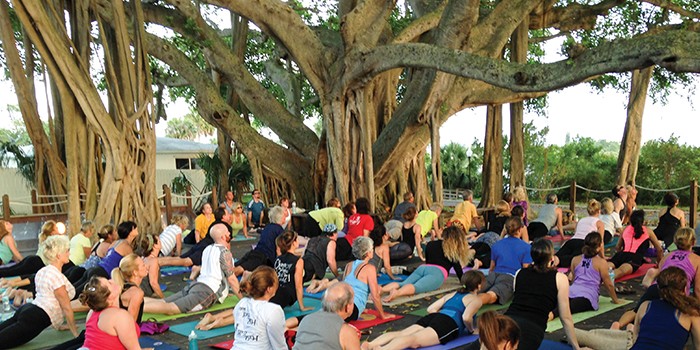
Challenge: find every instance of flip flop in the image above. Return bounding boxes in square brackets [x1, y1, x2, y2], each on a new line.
[615, 286, 635, 295]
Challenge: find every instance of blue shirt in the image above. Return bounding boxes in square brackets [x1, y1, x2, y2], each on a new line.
[247, 200, 266, 224]
[256, 223, 284, 263]
[491, 236, 532, 275]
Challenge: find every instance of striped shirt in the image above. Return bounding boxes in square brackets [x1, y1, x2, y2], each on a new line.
[159, 224, 182, 256]
[32, 265, 75, 328]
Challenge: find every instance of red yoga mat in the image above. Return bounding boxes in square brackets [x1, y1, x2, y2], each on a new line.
[210, 340, 233, 349]
[615, 263, 655, 282]
[349, 309, 404, 330]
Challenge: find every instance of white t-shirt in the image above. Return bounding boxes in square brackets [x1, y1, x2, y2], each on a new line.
[600, 213, 622, 234]
[159, 224, 182, 256]
[69, 233, 91, 265]
[572, 216, 601, 240]
[232, 298, 286, 350]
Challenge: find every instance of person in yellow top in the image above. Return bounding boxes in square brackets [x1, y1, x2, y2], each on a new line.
[449, 189, 480, 232]
[416, 203, 443, 240]
[194, 203, 215, 243]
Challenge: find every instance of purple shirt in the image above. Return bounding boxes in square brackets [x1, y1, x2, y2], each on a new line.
[569, 257, 601, 310]
[661, 250, 696, 292]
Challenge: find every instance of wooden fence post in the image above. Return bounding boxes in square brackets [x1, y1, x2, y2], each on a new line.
[185, 185, 193, 211]
[163, 184, 173, 224]
[211, 186, 218, 207]
[570, 181, 577, 213]
[2, 195, 9, 220]
[690, 180, 698, 229]
[31, 190, 38, 214]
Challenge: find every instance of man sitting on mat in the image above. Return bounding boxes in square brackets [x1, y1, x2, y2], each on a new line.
[144, 224, 241, 315]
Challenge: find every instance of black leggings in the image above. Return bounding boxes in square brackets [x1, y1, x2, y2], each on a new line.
[72, 266, 109, 299]
[389, 242, 413, 263]
[0, 255, 45, 278]
[49, 330, 85, 350]
[553, 297, 593, 318]
[555, 239, 585, 268]
[0, 303, 51, 348]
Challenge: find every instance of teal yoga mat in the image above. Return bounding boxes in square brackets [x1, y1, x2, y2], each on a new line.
[170, 320, 234, 340]
[283, 297, 323, 318]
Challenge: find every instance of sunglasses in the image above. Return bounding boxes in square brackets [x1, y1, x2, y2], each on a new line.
[236, 206, 242, 209]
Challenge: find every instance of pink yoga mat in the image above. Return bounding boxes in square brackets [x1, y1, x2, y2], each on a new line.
[349, 309, 404, 330]
[615, 263, 655, 282]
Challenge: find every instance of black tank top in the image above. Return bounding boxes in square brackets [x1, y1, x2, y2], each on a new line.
[275, 252, 299, 289]
[402, 224, 417, 250]
[121, 282, 144, 324]
[505, 268, 558, 330]
[302, 236, 330, 278]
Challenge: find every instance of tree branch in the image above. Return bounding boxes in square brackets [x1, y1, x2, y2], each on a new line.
[350, 29, 700, 93]
[341, 0, 395, 49]
[201, 0, 329, 92]
[641, 0, 700, 19]
[528, 0, 624, 31]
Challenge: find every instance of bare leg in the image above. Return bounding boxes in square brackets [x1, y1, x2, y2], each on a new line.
[478, 291, 498, 305]
[285, 317, 300, 329]
[641, 268, 659, 288]
[615, 264, 633, 279]
[143, 298, 181, 315]
[617, 310, 637, 329]
[382, 284, 416, 303]
[189, 265, 201, 281]
[158, 256, 193, 267]
[381, 282, 400, 294]
[366, 325, 440, 350]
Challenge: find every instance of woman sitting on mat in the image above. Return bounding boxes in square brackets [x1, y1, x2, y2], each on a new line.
[615, 227, 700, 329]
[80, 276, 144, 350]
[609, 210, 663, 281]
[133, 233, 164, 299]
[654, 192, 686, 248]
[503, 239, 584, 350]
[424, 226, 476, 281]
[233, 266, 287, 350]
[368, 226, 399, 281]
[553, 232, 620, 319]
[555, 199, 606, 268]
[0, 236, 78, 348]
[363, 270, 485, 350]
[0, 220, 23, 266]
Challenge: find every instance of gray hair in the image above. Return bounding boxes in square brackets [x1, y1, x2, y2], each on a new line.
[546, 193, 558, 204]
[80, 220, 94, 233]
[352, 236, 373, 260]
[39, 235, 69, 264]
[268, 205, 285, 224]
[322, 282, 354, 313]
[462, 189, 473, 200]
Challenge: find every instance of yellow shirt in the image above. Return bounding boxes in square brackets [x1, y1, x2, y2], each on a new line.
[450, 201, 478, 229]
[415, 210, 438, 237]
[309, 207, 345, 231]
[195, 214, 215, 240]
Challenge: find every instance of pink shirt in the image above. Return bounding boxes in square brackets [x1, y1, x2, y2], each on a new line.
[83, 309, 140, 350]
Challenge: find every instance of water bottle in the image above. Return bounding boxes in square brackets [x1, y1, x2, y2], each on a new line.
[608, 267, 615, 285]
[291, 201, 297, 214]
[188, 330, 199, 350]
[314, 202, 319, 210]
[1, 296, 10, 321]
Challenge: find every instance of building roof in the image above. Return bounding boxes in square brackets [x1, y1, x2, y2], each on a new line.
[155, 137, 217, 154]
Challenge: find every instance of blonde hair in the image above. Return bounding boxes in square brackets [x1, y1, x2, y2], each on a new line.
[586, 199, 601, 215]
[442, 226, 474, 266]
[429, 203, 443, 212]
[600, 197, 614, 215]
[513, 186, 527, 202]
[171, 214, 189, 227]
[495, 200, 511, 217]
[38, 235, 69, 264]
[0, 220, 10, 240]
[111, 254, 141, 287]
[674, 228, 696, 251]
[39, 220, 57, 243]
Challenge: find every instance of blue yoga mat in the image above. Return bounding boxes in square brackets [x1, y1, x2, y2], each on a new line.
[418, 334, 479, 350]
[376, 273, 408, 285]
[283, 297, 323, 318]
[538, 339, 573, 349]
[303, 287, 324, 299]
[139, 336, 180, 350]
[170, 320, 234, 340]
[161, 266, 192, 276]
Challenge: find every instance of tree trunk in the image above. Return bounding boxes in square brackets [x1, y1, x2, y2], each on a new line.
[617, 67, 652, 185]
[509, 19, 528, 190]
[217, 130, 232, 197]
[482, 104, 504, 207]
[430, 113, 443, 205]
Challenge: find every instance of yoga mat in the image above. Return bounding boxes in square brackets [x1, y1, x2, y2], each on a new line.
[232, 235, 256, 242]
[210, 340, 234, 349]
[376, 273, 407, 285]
[283, 297, 323, 318]
[140, 336, 181, 350]
[449, 267, 490, 276]
[142, 295, 240, 322]
[303, 286, 324, 299]
[538, 339, 573, 350]
[605, 236, 619, 249]
[170, 320, 234, 340]
[418, 334, 479, 350]
[14, 325, 86, 350]
[349, 309, 403, 330]
[615, 263, 655, 283]
[379, 279, 463, 307]
[409, 301, 511, 317]
[545, 296, 632, 332]
[161, 266, 192, 276]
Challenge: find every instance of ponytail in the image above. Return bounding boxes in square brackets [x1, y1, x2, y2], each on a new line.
[658, 267, 700, 316]
[478, 311, 519, 350]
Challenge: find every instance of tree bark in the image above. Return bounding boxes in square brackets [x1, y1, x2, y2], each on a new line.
[617, 67, 653, 185]
[482, 104, 504, 207]
[430, 113, 443, 204]
[509, 19, 528, 189]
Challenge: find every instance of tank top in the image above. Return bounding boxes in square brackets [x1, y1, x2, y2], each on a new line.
[292, 311, 344, 350]
[661, 250, 696, 292]
[302, 236, 331, 278]
[505, 268, 559, 330]
[533, 204, 557, 230]
[630, 300, 689, 350]
[274, 252, 299, 289]
[369, 249, 383, 271]
[655, 209, 681, 246]
[621, 226, 650, 253]
[345, 260, 369, 315]
[438, 292, 469, 334]
[121, 282, 144, 323]
[0, 237, 13, 264]
[83, 309, 141, 350]
[98, 241, 125, 275]
[572, 217, 601, 240]
[568, 257, 601, 310]
[402, 224, 417, 250]
[230, 215, 245, 236]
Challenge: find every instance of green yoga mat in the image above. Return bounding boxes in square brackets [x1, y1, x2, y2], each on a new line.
[170, 320, 234, 340]
[142, 295, 241, 322]
[546, 297, 631, 332]
[14, 325, 86, 350]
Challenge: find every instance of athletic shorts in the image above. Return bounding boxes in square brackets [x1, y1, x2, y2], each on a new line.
[235, 250, 271, 272]
[416, 313, 460, 344]
[480, 272, 514, 305]
[165, 282, 218, 313]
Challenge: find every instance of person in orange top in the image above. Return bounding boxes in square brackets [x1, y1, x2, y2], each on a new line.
[194, 203, 215, 243]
